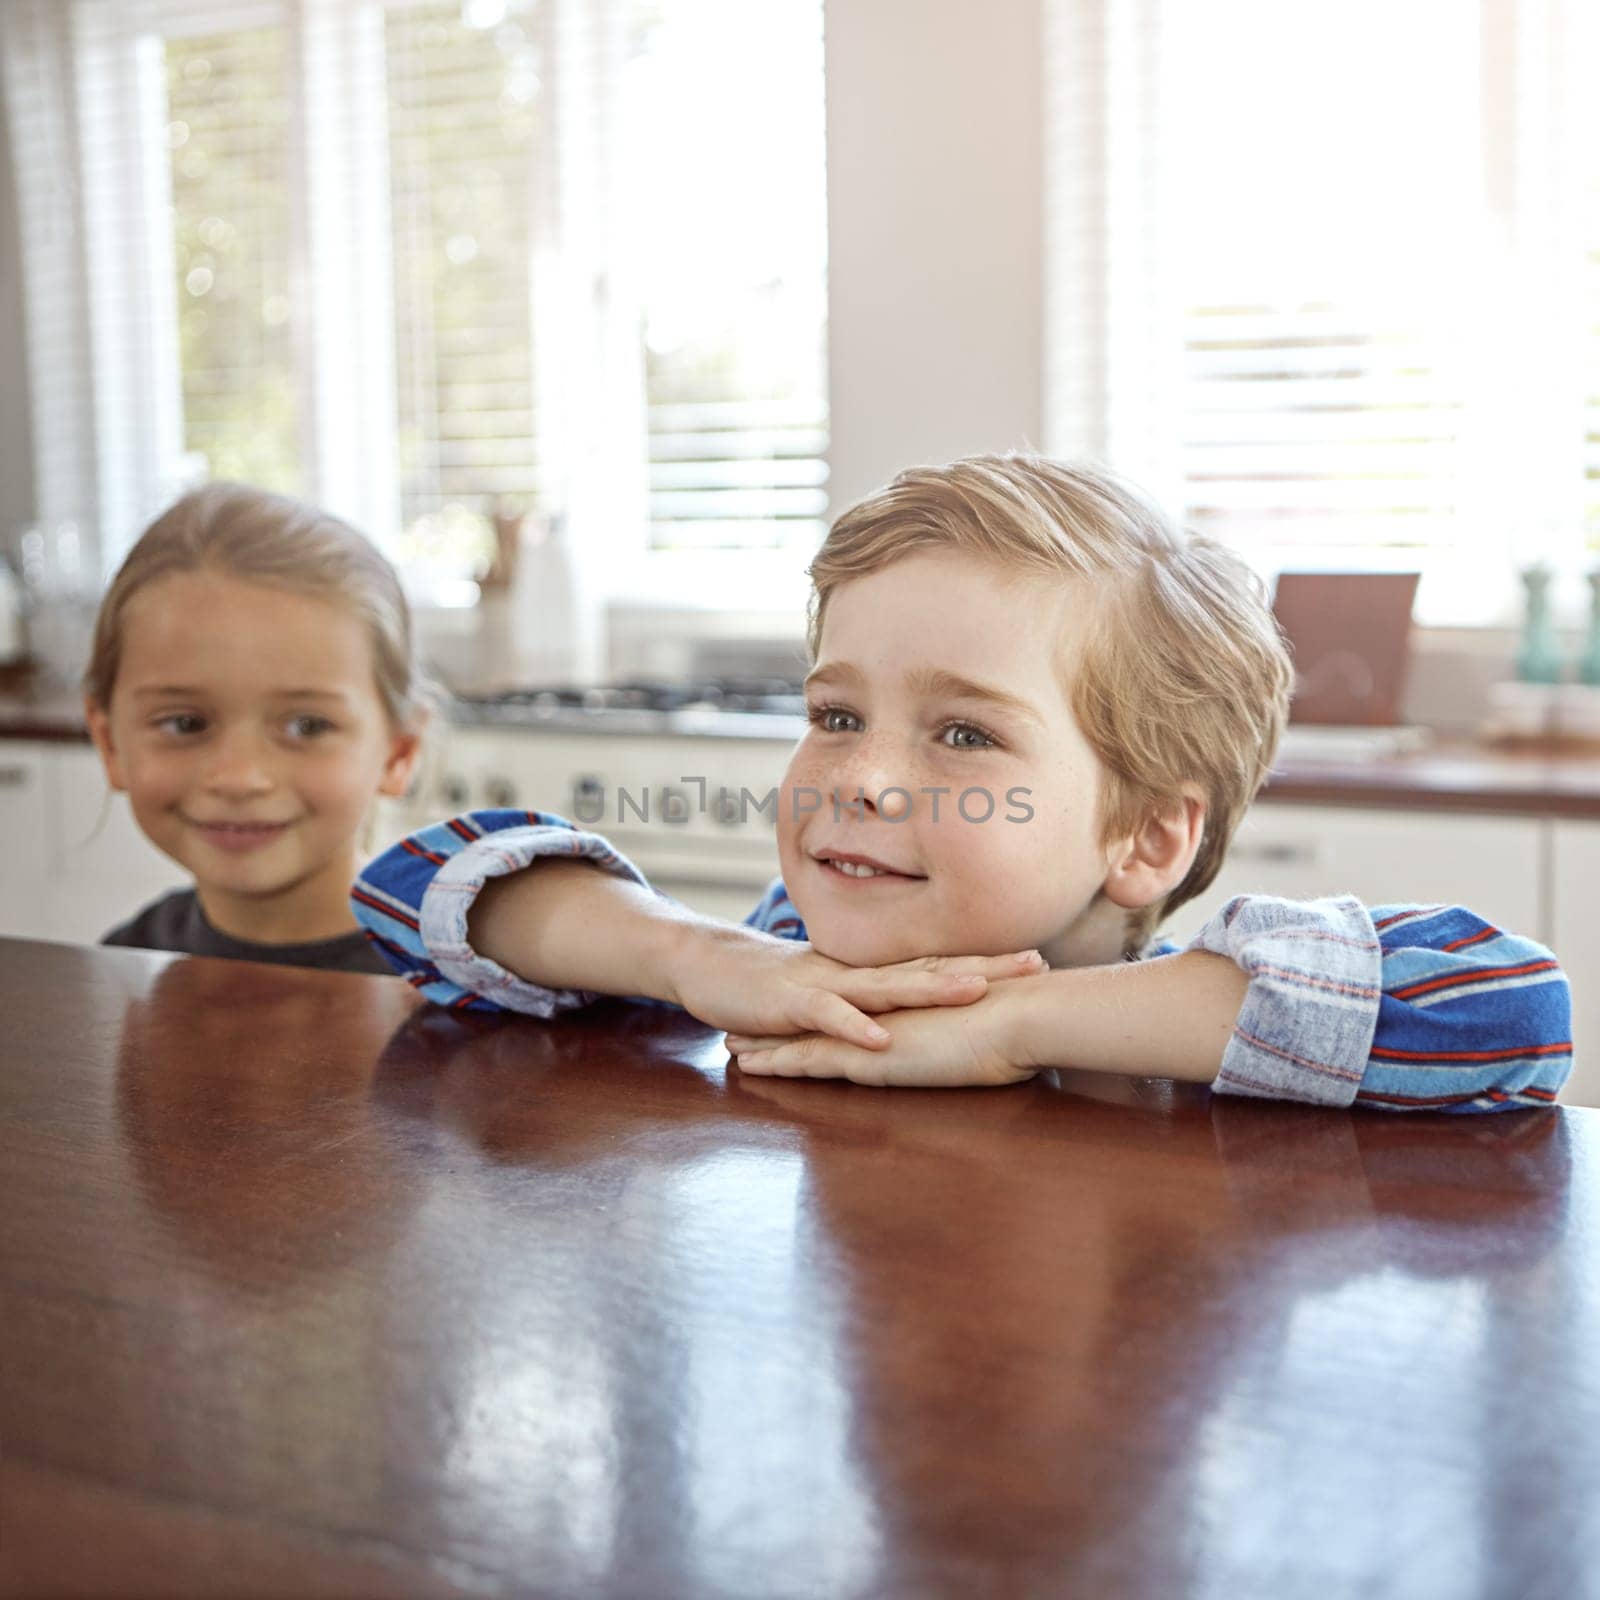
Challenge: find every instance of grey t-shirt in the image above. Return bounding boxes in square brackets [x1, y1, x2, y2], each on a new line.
[102, 889, 392, 976]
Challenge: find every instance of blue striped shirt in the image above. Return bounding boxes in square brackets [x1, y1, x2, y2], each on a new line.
[352, 809, 1573, 1114]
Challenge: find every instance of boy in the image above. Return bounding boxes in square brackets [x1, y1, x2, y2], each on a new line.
[354, 456, 1572, 1112]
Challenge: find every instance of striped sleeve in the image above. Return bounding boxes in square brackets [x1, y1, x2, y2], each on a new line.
[351, 808, 657, 1015]
[354, 812, 809, 1016]
[1356, 904, 1572, 1112]
[1185, 895, 1572, 1113]
[743, 876, 808, 941]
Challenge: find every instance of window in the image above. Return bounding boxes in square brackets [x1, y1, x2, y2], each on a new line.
[1169, 0, 1479, 558]
[165, 25, 300, 493]
[2, 0, 828, 594]
[622, 0, 829, 552]
[1047, 0, 1600, 622]
[385, 0, 541, 565]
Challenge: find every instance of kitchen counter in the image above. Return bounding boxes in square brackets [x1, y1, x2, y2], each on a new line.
[3, 936, 1596, 1598]
[0, 681, 95, 743]
[1255, 739, 1600, 819]
[10, 683, 1600, 818]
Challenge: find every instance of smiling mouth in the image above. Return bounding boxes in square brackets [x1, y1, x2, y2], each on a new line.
[185, 819, 293, 832]
[182, 818, 296, 852]
[814, 854, 925, 883]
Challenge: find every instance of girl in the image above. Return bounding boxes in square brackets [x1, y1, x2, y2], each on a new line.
[84, 482, 428, 974]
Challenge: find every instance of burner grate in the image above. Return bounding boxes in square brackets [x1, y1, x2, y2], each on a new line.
[457, 676, 807, 718]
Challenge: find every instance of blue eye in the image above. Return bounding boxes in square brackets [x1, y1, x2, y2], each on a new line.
[806, 703, 860, 733]
[286, 714, 335, 739]
[808, 702, 999, 750]
[939, 721, 997, 750]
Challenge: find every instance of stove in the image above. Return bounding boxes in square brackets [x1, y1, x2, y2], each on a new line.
[451, 675, 809, 736]
[422, 676, 808, 922]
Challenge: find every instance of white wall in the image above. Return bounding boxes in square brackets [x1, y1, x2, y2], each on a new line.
[823, 0, 1045, 514]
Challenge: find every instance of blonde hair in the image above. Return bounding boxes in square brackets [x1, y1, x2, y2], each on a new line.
[84, 482, 429, 728]
[806, 454, 1293, 950]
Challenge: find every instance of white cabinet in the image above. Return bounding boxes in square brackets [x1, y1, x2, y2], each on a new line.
[49, 746, 190, 942]
[0, 742, 421, 945]
[1164, 805, 1545, 946]
[0, 743, 53, 937]
[1162, 802, 1594, 1108]
[0, 742, 189, 943]
[1550, 822, 1600, 1110]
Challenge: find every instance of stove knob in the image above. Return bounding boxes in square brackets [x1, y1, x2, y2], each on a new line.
[485, 775, 518, 809]
[570, 774, 606, 823]
[442, 774, 470, 808]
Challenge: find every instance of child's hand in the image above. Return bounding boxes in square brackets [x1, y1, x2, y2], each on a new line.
[723, 977, 1041, 1088]
[666, 925, 1047, 1052]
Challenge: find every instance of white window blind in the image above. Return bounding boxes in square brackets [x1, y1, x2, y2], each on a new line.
[0, 0, 101, 546]
[1173, 1, 1481, 556]
[621, 0, 828, 552]
[385, 0, 541, 556]
[1046, 0, 1599, 622]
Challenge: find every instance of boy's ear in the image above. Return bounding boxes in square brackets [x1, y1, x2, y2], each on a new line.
[83, 696, 127, 792]
[1100, 792, 1206, 911]
[378, 723, 426, 800]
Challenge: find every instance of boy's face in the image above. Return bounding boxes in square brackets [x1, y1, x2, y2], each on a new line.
[776, 549, 1125, 969]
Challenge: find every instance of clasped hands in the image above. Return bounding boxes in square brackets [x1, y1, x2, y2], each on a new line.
[664, 925, 1052, 1088]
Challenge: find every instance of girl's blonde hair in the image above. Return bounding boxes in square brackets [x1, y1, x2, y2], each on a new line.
[806, 454, 1293, 950]
[84, 482, 429, 727]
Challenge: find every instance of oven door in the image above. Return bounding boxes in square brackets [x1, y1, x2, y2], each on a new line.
[412, 725, 793, 925]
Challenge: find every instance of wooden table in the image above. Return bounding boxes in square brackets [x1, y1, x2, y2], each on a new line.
[3, 938, 1597, 1599]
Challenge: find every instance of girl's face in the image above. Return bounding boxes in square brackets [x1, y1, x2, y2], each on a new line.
[86, 570, 420, 941]
[776, 549, 1127, 970]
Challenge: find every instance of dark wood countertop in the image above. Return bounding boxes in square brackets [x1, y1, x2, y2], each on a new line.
[7, 684, 1600, 817]
[2, 937, 1596, 1598]
[1256, 742, 1600, 819]
[0, 683, 93, 743]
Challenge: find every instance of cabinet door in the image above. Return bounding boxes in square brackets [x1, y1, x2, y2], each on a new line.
[0, 743, 54, 937]
[1549, 822, 1599, 1109]
[1164, 805, 1546, 946]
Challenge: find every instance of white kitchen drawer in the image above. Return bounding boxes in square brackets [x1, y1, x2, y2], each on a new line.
[19, 745, 417, 945]
[0, 743, 54, 937]
[51, 745, 188, 943]
[1163, 804, 1546, 947]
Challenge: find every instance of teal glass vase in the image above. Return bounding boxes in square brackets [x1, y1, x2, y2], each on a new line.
[1516, 565, 1564, 685]
[1579, 570, 1600, 688]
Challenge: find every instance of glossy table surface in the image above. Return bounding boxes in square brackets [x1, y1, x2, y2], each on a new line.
[2, 938, 1597, 1599]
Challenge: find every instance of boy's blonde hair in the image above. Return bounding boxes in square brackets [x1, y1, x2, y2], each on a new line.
[805, 454, 1292, 950]
[84, 482, 429, 728]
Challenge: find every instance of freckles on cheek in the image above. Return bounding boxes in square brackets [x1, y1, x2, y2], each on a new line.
[775, 766, 821, 846]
